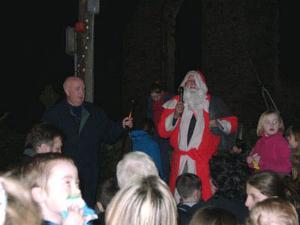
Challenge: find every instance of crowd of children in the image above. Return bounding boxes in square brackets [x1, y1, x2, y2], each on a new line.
[0, 78, 300, 225]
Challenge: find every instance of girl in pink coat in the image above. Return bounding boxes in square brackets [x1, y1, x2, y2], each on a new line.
[247, 110, 291, 175]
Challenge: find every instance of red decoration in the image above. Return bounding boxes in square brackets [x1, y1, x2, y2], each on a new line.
[74, 21, 86, 33]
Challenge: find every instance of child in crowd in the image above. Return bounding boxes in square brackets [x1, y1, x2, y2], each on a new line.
[247, 110, 291, 174]
[22, 122, 64, 163]
[116, 151, 159, 189]
[147, 81, 173, 183]
[130, 118, 164, 179]
[0, 173, 42, 225]
[94, 177, 119, 225]
[285, 126, 300, 214]
[105, 176, 177, 225]
[208, 153, 249, 224]
[189, 206, 238, 225]
[246, 171, 300, 217]
[21, 153, 97, 225]
[176, 173, 204, 225]
[247, 198, 299, 225]
[245, 171, 287, 210]
[147, 81, 172, 130]
[286, 125, 300, 150]
[286, 126, 300, 179]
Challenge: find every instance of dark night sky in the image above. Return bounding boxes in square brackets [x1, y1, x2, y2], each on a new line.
[0, 1, 299, 130]
[1, 0, 138, 129]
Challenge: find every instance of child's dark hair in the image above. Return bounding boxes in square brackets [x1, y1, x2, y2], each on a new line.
[25, 122, 64, 151]
[97, 177, 119, 210]
[189, 206, 238, 225]
[285, 125, 300, 143]
[247, 171, 286, 198]
[210, 153, 250, 200]
[175, 173, 201, 199]
[149, 81, 165, 94]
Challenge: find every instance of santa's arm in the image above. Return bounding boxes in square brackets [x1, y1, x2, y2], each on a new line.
[157, 97, 180, 138]
[158, 108, 179, 138]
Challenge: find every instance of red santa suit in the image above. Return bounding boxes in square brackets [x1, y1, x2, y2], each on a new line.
[158, 71, 237, 200]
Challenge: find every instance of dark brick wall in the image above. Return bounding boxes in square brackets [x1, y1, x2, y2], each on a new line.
[121, 0, 296, 132]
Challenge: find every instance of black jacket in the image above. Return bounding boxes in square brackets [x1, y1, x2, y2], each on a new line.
[43, 100, 124, 207]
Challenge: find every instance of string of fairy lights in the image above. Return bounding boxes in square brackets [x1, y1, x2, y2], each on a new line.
[75, 18, 90, 76]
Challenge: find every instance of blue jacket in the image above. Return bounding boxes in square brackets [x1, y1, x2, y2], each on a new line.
[130, 130, 164, 179]
[42, 99, 124, 207]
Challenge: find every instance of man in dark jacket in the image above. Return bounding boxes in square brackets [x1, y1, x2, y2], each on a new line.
[43, 76, 133, 207]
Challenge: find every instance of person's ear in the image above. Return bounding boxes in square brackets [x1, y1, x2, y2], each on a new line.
[193, 190, 201, 201]
[96, 201, 104, 212]
[31, 187, 46, 203]
[65, 88, 70, 96]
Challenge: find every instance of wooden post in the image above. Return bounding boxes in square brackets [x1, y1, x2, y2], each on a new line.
[76, 0, 97, 103]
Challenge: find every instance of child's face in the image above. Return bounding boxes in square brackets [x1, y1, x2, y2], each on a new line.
[43, 160, 80, 214]
[52, 136, 63, 153]
[262, 114, 280, 136]
[150, 92, 162, 102]
[245, 183, 268, 210]
[287, 134, 298, 149]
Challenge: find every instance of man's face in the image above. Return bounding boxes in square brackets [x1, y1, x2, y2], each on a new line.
[43, 161, 80, 213]
[184, 75, 197, 90]
[65, 79, 85, 106]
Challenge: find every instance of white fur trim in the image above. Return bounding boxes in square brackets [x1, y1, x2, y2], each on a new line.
[178, 108, 205, 150]
[165, 112, 177, 132]
[174, 156, 197, 203]
[179, 70, 208, 95]
[163, 98, 177, 109]
[179, 156, 196, 174]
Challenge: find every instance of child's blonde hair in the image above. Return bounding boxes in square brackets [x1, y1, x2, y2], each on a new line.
[256, 110, 285, 136]
[21, 153, 75, 191]
[247, 198, 298, 225]
[0, 173, 42, 225]
[106, 176, 177, 225]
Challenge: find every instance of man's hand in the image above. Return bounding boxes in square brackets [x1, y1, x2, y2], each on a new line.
[174, 101, 184, 119]
[122, 116, 133, 129]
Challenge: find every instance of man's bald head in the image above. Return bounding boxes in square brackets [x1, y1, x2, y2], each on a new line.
[63, 76, 85, 106]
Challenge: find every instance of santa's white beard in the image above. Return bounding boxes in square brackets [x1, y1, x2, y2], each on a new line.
[183, 87, 206, 109]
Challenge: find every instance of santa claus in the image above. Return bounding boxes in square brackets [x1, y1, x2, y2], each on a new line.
[158, 70, 238, 200]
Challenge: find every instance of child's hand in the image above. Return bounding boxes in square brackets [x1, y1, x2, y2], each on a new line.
[247, 153, 260, 165]
[247, 153, 261, 170]
[252, 153, 261, 163]
[247, 155, 253, 164]
[63, 206, 84, 225]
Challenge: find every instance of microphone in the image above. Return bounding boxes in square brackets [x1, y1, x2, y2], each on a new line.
[178, 87, 184, 102]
